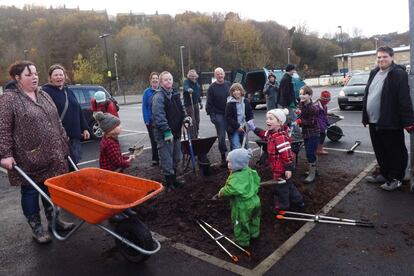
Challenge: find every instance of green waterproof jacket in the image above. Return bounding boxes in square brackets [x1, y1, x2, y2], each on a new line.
[219, 167, 260, 203]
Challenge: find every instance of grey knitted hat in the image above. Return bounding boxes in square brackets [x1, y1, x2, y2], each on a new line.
[227, 148, 252, 171]
[93, 111, 120, 133]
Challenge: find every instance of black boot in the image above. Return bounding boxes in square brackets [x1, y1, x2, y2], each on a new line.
[45, 207, 75, 232]
[164, 175, 176, 192]
[220, 153, 227, 168]
[173, 169, 185, 188]
[27, 213, 52, 244]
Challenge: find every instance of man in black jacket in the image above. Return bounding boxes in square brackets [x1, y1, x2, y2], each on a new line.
[362, 46, 414, 191]
[278, 64, 297, 124]
[206, 67, 231, 166]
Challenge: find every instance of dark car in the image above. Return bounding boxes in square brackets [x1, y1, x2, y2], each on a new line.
[337, 72, 369, 110]
[67, 85, 119, 139]
[235, 68, 305, 109]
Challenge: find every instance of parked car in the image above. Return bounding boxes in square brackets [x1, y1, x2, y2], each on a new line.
[337, 72, 369, 110]
[67, 85, 119, 139]
[234, 68, 305, 109]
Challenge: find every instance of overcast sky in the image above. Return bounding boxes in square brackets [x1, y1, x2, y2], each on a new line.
[1, 0, 410, 37]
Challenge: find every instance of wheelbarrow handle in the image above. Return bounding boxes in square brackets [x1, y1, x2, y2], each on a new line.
[13, 165, 55, 208]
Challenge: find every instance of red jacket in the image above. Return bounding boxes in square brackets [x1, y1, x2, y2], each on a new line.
[255, 126, 295, 180]
[91, 98, 119, 117]
[99, 136, 130, 171]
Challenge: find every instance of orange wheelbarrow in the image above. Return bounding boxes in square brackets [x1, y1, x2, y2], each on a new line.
[14, 157, 164, 263]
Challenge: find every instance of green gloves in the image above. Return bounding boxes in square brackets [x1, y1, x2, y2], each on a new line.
[163, 130, 173, 142]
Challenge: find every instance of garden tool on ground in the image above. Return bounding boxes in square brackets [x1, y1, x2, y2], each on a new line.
[195, 219, 251, 262]
[347, 140, 361, 154]
[276, 210, 374, 227]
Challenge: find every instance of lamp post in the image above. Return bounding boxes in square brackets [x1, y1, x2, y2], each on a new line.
[338, 25, 346, 77]
[374, 37, 379, 50]
[114, 52, 124, 104]
[180, 45, 185, 83]
[23, 49, 29, 60]
[287, 47, 291, 64]
[99, 33, 112, 94]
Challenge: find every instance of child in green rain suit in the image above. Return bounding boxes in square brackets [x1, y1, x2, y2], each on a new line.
[218, 148, 261, 247]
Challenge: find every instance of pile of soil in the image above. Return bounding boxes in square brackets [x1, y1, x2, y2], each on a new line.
[124, 148, 360, 268]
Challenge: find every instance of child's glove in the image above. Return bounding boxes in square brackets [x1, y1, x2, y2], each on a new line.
[163, 130, 173, 142]
[246, 119, 256, 131]
[295, 119, 302, 126]
[188, 88, 194, 94]
[183, 116, 193, 128]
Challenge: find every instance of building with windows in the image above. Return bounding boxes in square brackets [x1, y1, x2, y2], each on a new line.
[334, 45, 410, 73]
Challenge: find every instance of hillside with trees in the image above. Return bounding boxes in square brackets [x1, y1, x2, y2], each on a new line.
[0, 5, 408, 94]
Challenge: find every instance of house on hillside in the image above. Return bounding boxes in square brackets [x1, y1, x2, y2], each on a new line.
[334, 45, 410, 73]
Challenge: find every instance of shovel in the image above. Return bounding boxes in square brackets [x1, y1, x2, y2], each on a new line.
[347, 140, 361, 154]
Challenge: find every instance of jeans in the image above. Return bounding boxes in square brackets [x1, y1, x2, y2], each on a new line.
[146, 124, 159, 162]
[304, 135, 319, 163]
[185, 104, 200, 139]
[156, 137, 182, 176]
[210, 113, 228, 155]
[21, 183, 52, 217]
[69, 138, 82, 164]
[229, 131, 249, 151]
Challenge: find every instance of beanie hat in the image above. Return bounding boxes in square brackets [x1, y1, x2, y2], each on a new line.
[93, 111, 120, 133]
[320, 90, 331, 101]
[227, 148, 252, 171]
[285, 64, 295, 72]
[267, 108, 289, 124]
[94, 91, 106, 103]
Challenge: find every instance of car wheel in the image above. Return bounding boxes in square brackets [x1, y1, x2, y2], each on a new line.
[90, 120, 104, 139]
[251, 103, 257, 110]
[339, 104, 346, 110]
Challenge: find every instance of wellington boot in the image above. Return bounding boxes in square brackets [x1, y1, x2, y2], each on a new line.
[304, 163, 317, 183]
[164, 175, 176, 192]
[316, 144, 328, 155]
[220, 153, 227, 168]
[173, 174, 185, 188]
[27, 213, 52, 244]
[45, 207, 75, 232]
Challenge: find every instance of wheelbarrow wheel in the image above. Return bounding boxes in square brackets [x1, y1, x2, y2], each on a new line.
[327, 125, 343, 142]
[115, 217, 154, 263]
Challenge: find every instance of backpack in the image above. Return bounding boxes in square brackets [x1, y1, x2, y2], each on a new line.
[105, 98, 120, 112]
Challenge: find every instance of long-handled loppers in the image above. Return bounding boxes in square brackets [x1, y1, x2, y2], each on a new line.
[196, 219, 251, 262]
[276, 210, 374, 228]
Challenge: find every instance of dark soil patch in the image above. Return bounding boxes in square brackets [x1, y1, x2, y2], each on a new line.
[125, 146, 366, 268]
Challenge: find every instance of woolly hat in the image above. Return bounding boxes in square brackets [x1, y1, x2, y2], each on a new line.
[94, 91, 106, 103]
[227, 148, 252, 171]
[93, 111, 120, 133]
[267, 108, 289, 124]
[268, 72, 276, 80]
[320, 90, 331, 101]
[285, 64, 295, 72]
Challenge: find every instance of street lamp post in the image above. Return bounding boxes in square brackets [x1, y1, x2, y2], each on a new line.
[114, 52, 125, 104]
[287, 47, 291, 64]
[338, 25, 346, 77]
[24, 49, 29, 60]
[99, 33, 112, 94]
[374, 37, 379, 50]
[180, 46, 185, 83]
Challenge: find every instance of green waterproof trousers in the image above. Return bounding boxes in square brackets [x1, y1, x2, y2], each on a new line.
[230, 195, 261, 247]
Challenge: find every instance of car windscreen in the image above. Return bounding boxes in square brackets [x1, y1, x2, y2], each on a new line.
[347, 74, 369, 86]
